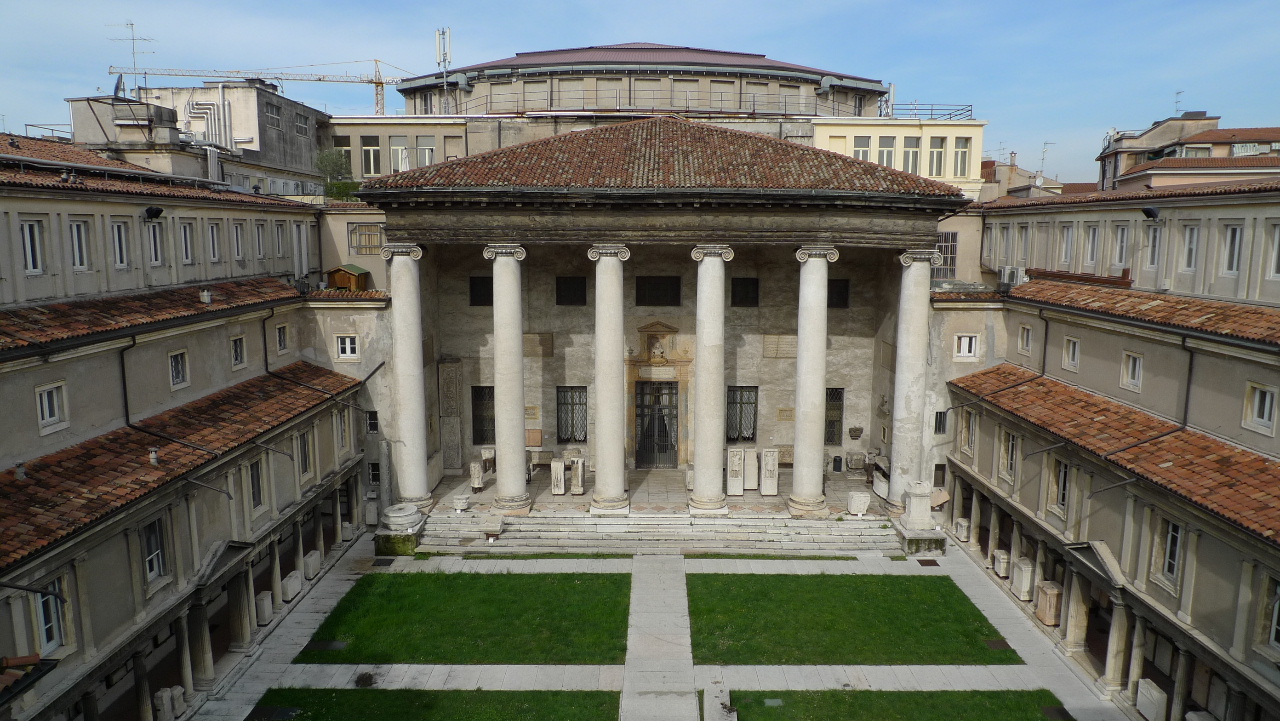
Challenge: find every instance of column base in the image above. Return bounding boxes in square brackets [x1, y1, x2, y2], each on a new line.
[399, 495, 435, 513]
[591, 493, 630, 512]
[590, 504, 630, 516]
[787, 494, 827, 517]
[492, 493, 532, 514]
[688, 493, 727, 512]
[690, 505, 730, 517]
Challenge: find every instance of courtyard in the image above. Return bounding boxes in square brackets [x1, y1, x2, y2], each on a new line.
[188, 533, 1130, 721]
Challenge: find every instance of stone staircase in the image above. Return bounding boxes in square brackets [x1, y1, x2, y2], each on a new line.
[416, 513, 903, 555]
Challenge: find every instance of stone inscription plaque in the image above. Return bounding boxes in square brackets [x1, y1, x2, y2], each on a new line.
[525, 405, 539, 420]
[439, 361, 462, 416]
[762, 335, 798, 358]
[441, 416, 462, 470]
[776, 408, 795, 422]
[777, 445, 794, 465]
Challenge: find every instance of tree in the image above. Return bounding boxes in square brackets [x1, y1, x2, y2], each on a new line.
[315, 149, 353, 182]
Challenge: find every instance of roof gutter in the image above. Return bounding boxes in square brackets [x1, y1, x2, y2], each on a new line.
[0, 152, 230, 187]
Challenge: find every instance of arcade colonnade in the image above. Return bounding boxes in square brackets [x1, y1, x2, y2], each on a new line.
[382, 241, 941, 526]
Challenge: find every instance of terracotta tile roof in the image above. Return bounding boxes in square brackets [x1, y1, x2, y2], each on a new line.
[0, 133, 149, 171]
[0, 166, 311, 207]
[307, 288, 389, 300]
[324, 200, 374, 209]
[0, 362, 359, 572]
[950, 364, 1280, 547]
[981, 177, 1280, 209]
[440, 43, 878, 84]
[1178, 127, 1280, 144]
[981, 160, 997, 183]
[1009, 280, 1280, 346]
[931, 291, 1003, 302]
[1119, 156, 1280, 177]
[363, 117, 963, 198]
[1059, 183, 1099, 195]
[0, 278, 301, 353]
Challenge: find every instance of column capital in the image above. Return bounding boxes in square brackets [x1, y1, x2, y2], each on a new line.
[796, 245, 838, 263]
[380, 242, 423, 261]
[899, 249, 943, 267]
[691, 244, 733, 262]
[482, 243, 526, 261]
[588, 244, 630, 261]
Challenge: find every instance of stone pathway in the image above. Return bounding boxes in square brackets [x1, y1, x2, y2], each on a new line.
[193, 536, 1128, 721]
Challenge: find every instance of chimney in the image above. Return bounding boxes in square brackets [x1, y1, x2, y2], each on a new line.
[149, 448, 160, 466]
[199, 289, 213, 304]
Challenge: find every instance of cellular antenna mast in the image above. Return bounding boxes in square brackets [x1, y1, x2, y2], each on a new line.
[1039, 141, 1056, 177]
[436, 27, 452, 112]
[1175, 90, 1184, 114]
[109, 21, 154, 93]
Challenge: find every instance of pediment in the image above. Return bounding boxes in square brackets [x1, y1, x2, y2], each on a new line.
[637, 321, 679, 334]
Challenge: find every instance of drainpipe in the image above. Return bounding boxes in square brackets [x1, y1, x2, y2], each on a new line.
[949, 310, 1051, 414]
[258, 306, 379, 410]
[118, 335, 222, 459]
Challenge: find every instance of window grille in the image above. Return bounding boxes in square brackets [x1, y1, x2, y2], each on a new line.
[556, 386, 588, 442]
[472, 386, 496, 444]
[824, 388, 844, 445]
[726, 386, 758, 442]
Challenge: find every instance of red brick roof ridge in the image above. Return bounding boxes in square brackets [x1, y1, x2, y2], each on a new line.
[362, 116, 964, 198]
[0, 132, 151, 171]
[0, 166, 311, 207]
[1009, 279, 1280, 346]
[0, 362, 360, 572]
[1120, 156, 1280, 177]
[949, 363, 1280, 547]
[981, 177, 1280, 209]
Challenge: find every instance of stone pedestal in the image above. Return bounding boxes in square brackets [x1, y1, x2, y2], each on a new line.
[551, 460, 566, 495]
[1035, 581, 1063, 626]
[281, 571, 302, 602]
[727, 448, 745, 496]
[743, 448, 759, 490]
[570, 458, 585, 495]
[374, 502, 425, 556]
[255, 591, 273, 625]
[303, 550, 322, 580]
[847, 491, 871, 517]
[760, 448, 779, 496]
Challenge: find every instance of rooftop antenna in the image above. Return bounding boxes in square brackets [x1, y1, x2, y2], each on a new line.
[436, 27, 452, 113]
[109, 21, 155, 95]
[1039, 141, 1055, 176]
[1174, 90, 1184, 114]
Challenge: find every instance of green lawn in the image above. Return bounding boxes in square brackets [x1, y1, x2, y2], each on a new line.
[687, 575, 1021, 665]
[255, 688, 619, 721]
[293, 573, 630, 664]
[733, 690, 1062, 721]
[683, 553, 857, 561]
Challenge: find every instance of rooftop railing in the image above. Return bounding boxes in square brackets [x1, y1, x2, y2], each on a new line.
[436, 89, 874, 117]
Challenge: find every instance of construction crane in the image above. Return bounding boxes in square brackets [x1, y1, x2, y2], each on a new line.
[107, 60, 410, 115]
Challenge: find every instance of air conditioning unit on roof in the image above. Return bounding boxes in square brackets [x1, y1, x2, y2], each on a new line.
[997, 265, 1028, 290]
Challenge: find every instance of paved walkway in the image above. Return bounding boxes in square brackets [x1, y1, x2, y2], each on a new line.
[193, 536, 1129, 721]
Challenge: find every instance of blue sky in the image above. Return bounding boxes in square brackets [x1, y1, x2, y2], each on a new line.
[3, 0, 1276, 182]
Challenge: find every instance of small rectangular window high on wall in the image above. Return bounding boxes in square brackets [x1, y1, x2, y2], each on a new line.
[470, 276, 494, 306]
[933, 411, 947, 435]
[348, 223, 385, 255]
[556, 276, 588, 306]
[933, 232, 958, 280]
[635, 276, 682, 306]
[472, 386, 496, 445]
[731, 277, 759, 307]
[827, 279, 850, 309]
[824, 388, 844, 445]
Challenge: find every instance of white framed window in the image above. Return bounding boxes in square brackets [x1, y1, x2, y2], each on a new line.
[1244, 382, 1277, 436]
[255, 224, 266, 259]
[275, 324, 289, 354]
[21, 220, 45, 274]
[366, 410, 380, 434]
[111, 222, 129, 268]
[230, 336, 247, 370]
[69, 220, 90, 270]
[1062, 336, 1080, 372]
[1017, 225, 1030, 262]
[954, 333, 978, 359]
[361, 136, 382, 176]
[336, 334, 359, 360]
[35, 577, 65, 655]
[1271, 225, 1280, 279]
[1018, 325, 1033, 355]
[207, 223, 220, 262]
[953, 137, 971, 177]
[851, 135, 871, 161]
[348, 223, 385, 255]
[1059, 225, 1074, 264]
[180, 223, 194, 264]
[297, 429, 314, 477]
[1159, 518, 1182, 583]
[1146, 226, 1162, 269]
[902, 137, 920, 174]
[959, 408, 977, 454]
[143, 518, 167, 581]
[1000, 226, 1011, 260]
[1223, 225, 1243, 275]
[1113, 225, 1129, 266]
[233, 223, 244, 260]
[1121, 351, 1143, 392]
[1181, 226, 1199, 271]
[264, 102, 282, 130]
[275, 224, 285, 257]
[249, 458, 265, 510]
[336, 407, 350, 451]
[1052, 458, 1070, 513]
[927, 137, 946, 177]
[169, 350, 189, 389]
[147, 223, 163, 266]
[1085, 226, 1099, 265]
[981, 225, 993, 259]
[999, 430, 1019, 479]
[35, 381, 69, 434]
[876, 136, 895, 167]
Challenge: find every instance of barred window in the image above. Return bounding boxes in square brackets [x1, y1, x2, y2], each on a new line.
[556, 386, 588, 443]
[933, 231, 958, 280]
[824, 388, 844, 445]
[472, 386, 496, 445]
[348, 223, 385, 255]
[726, 386, 758, 442]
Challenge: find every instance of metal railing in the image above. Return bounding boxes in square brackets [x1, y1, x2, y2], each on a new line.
[881, 103, 974, 121]
[437, 89, 872, 117]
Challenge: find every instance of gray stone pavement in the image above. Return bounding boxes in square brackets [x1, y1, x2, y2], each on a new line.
[193, 535, 1128, 721]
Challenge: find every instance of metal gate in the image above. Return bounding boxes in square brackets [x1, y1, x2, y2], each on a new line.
[635, 381, 678, 468]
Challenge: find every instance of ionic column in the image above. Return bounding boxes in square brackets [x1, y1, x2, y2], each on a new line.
[1126, 615, 1147, 704]
[484, 244, 532, 512]
[892, 249, 942, 528]
[589, 244, 630, 512]
[176, 611, 195, 701]
[190, 603, 215, 689]
[270, 536, 283, 612]
[381, 243, 431, 505]
[789, 245, 838, 514]
[132, 650, 153, 721]
[1064, 571, 1090, 654]
[1101, 595, 1130, 693]
[1170, 647, 1193, 721]
[690, 244, 733, 512]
